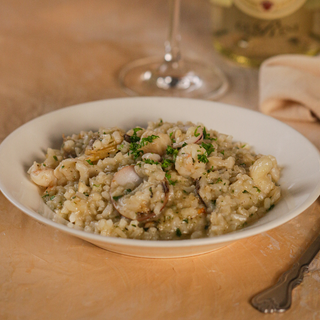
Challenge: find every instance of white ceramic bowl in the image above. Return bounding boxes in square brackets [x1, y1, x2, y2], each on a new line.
[1, 97, 320, 258]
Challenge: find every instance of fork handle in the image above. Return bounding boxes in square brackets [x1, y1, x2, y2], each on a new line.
[251, 234, 320, 313]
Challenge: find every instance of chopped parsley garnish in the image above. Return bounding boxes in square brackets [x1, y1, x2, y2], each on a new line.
[207, 166, 214, 173]
[176, 228, 182, 237]
[215, 178, 222, 184]
[83, 192, 89, 197]
[93, 184, 100, 187]
[131, 128, 143, 143]
[183, 218, 189, 223]
[61, 165, 65, 169]
[194, 126, 201, 137]
[201, 142, 215, 156]
[197, 154, 208, 163]
[220, 150, 225, 155]
[139, 135, 159, 147]
[143, 159, 159, 165]
[182, 190, 188, 194]
[182, 142, 187, 148]
[86, 159, 94, 165]
[203, 127, 213, 140]
[242, 190, 249, 193]
[50, 195, 55, 200]
[211, 199, 217, 206]
[132, 224, 137, 227]
[161, 159, 174, 169]
[241, 144, 246, 148]
[253, 186, 261, 193]
[165, 172, 177, 185]
[112, 195, 122, 201]
[53, 155, 58, 161]
[126, 189, 132, 193]
[166, 145, 179, 160]
[129, 133, 159, 159]
[267, 204, 275, 211]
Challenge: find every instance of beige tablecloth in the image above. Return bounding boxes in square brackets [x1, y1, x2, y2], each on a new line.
[1, 1, 319, 319]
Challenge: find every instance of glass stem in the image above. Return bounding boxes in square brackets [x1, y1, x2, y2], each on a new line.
[164, 0, 182, 64]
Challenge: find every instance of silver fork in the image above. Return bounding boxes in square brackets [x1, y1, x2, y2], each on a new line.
[251, 233, 320, 313]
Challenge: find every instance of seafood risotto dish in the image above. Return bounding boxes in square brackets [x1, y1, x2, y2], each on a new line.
[28, 119, 281, 240]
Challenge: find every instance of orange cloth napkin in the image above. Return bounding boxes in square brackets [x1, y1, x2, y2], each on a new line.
[259, 55, 320, 122]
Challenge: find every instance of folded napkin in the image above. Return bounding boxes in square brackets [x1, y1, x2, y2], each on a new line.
[259, 55, 320, 122]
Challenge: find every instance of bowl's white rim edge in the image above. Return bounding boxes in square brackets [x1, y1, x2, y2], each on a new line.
[0, 97, 320, 249]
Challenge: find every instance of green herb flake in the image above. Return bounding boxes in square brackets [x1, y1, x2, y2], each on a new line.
[197, 154, 208, 163]
[267, 204, 275, 212]
[242, 190, 249, 193]
[61, 165, 65, 169]
[241, 144, 246, 148]
[132, 224, 136, 227]
[220, 150, 225, 155]
[131, 127, 143, 143]
[182, 142, 187, 148]
[183, 219, 189, 223]
[42, 192, 49, 198]
[253, 186, 261, 193]
[203, 127, 213, 140]
[194, 126, 201, 137]
[165, 172, 177, 186]
[166, 145, 179, 159]
[112, 195, 122, 201]
[140, 135, 159, 147]
[201, 142, 215, 156]
[86, 159, 94, 165]
[161, 159, 174, 169]
[176, 228, 182, 237]
[126, 189, 132, 193]
[215, 178, 222, 184]
[83, 192, 89, 197]
[143, 159, 159, 165]
[50, 195, 55, 200]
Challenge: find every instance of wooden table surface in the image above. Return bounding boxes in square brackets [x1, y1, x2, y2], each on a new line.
[1, 0, 319, 319]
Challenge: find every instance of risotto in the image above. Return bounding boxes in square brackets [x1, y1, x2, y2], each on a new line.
[28, 119, 281, 240]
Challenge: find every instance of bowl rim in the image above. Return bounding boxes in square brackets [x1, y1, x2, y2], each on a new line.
[1, 96, 320, 248]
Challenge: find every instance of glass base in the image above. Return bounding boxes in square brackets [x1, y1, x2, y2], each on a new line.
[119, 57, 228, 99]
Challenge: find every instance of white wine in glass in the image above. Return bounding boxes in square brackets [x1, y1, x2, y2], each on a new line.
[119, 0, 228, 99]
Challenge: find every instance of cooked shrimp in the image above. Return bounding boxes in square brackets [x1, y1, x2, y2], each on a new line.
[175, 144, 206, 179]
[28, 162, 57, 187]
[250, 155, 280, 194]
[140, 130, 171, 156]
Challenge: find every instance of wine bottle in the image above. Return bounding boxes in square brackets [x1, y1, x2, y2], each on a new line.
[210, 0, 320, 66]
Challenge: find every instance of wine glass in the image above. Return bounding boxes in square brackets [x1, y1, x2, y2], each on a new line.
[119, 0, 228, 99]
